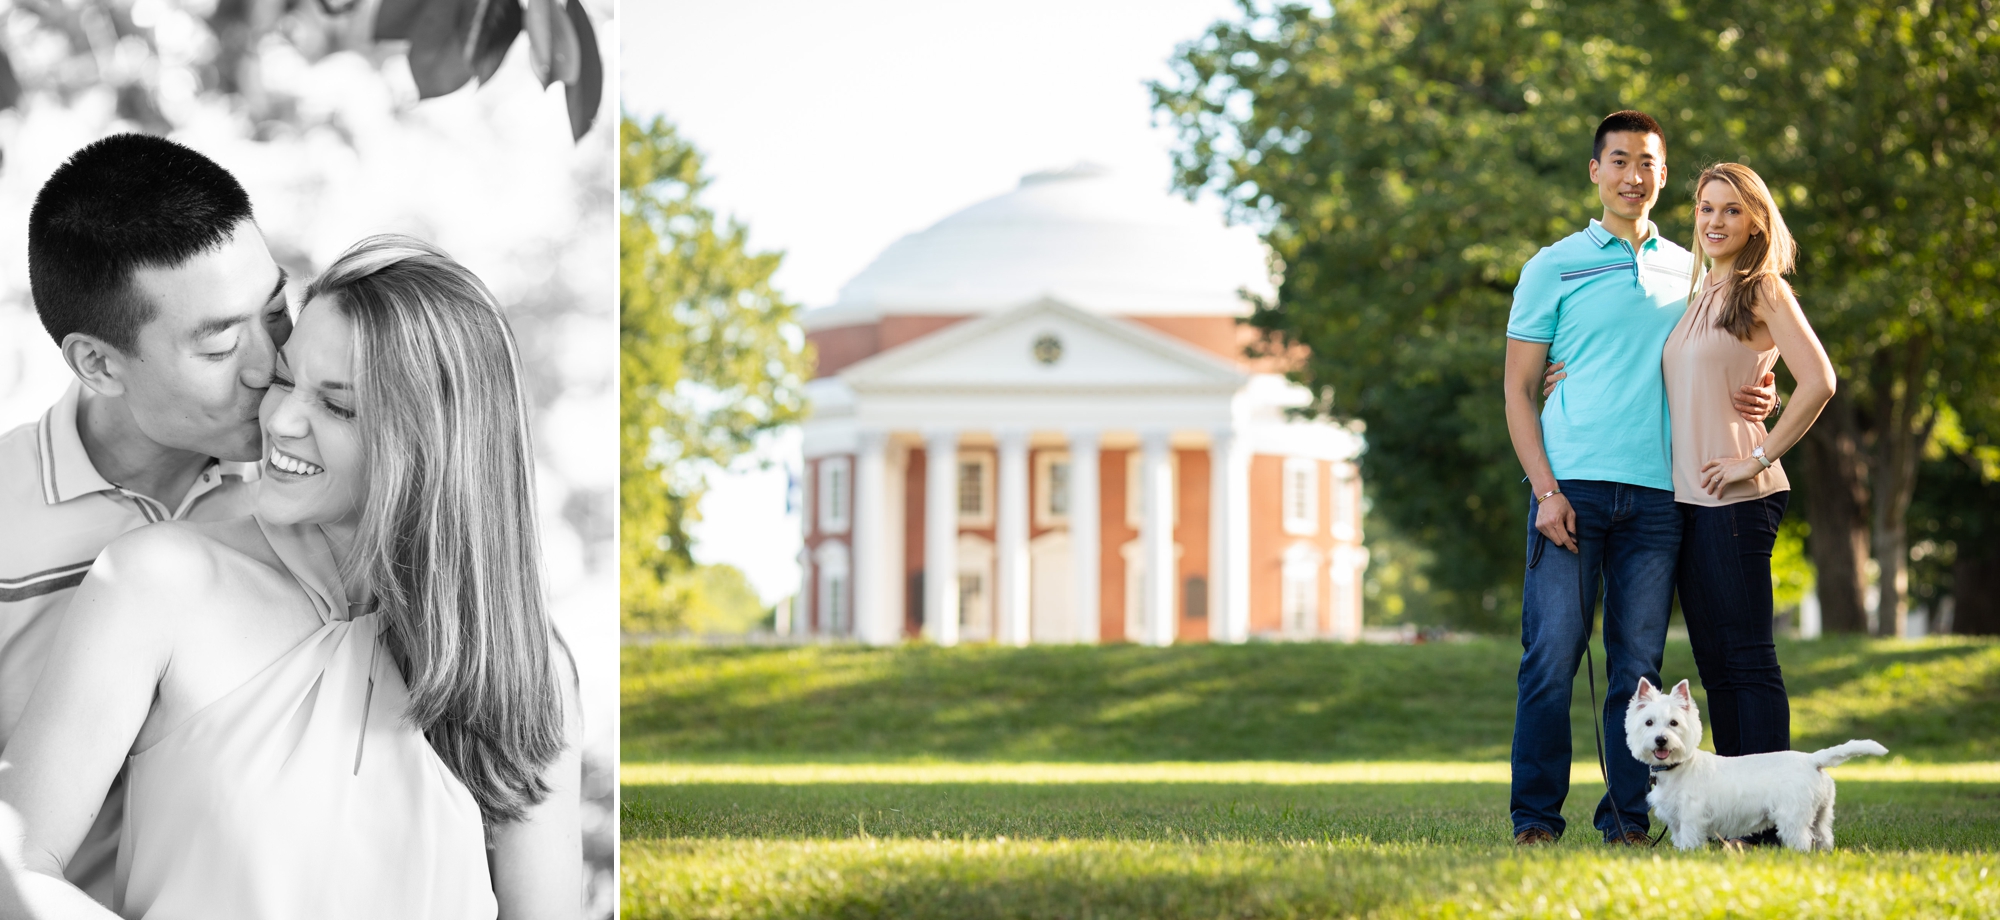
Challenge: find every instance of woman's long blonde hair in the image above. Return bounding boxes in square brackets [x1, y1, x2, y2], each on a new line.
[1687, 162, 1797, 339]
[305, 234, 564, 824]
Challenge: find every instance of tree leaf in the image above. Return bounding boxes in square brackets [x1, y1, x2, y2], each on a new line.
[467, 0, 523, 85]
[0, 48, 20, 112]
[407, 0, 478, 98]
[523, 0, 581, 88]
[562, 0, 601, 141]
[372, 0, 427, 40]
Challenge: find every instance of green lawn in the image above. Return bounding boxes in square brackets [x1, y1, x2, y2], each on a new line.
[622, 637, 2000, 918]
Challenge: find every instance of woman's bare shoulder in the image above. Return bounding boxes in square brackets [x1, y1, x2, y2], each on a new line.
[92, 519, 277, 603]
[1753, 275, 1799, 313]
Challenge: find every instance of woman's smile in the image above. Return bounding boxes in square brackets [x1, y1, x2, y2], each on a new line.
[266, 446, 324, 478]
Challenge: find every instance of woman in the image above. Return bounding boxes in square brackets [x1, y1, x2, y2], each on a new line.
[0, 236, 581, 918]
[1665, 163, 1835, 770]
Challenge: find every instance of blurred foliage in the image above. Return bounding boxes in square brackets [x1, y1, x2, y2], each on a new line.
[623, 562, 769, 636]
[1771, 514, 1814, 615]
[620, 114, 810, 633]
[1908, 406, 2000, 634]
[0, 0, 598, 145]
[1154, 0, 2000, 630]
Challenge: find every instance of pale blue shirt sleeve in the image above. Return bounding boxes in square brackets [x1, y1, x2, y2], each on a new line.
[1506, 250, 1560, 344]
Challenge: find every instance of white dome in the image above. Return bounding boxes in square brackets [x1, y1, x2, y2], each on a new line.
[805, 164, 1275, 330]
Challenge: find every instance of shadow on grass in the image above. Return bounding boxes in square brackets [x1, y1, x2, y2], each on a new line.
[622, 636, 2000, 764]
[622, 779, 1999, 852]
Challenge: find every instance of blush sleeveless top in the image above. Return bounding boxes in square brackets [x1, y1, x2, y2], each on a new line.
[114, 520, 496, 919]
[1661, 280, 1791, 506]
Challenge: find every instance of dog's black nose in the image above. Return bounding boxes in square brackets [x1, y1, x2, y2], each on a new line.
[1654, 736, 1668, 747]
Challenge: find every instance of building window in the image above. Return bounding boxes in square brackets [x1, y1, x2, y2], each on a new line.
[818, 457, 852, 534]
[815, 540, 851, 636]
[1035, 451, 1071, 527]
[957, 534, 995, 641]
[1282, 542, 1320, 637]
[1184, 575, 1208, 620]
[1331, 463, 1358, 541]
[1124, 451, 1179, 529]
[956, 453, 994, 527]
[1282, 457, 1318, 536]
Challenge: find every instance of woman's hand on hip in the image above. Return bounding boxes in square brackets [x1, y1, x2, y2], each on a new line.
[1699, 456, 1764, 497]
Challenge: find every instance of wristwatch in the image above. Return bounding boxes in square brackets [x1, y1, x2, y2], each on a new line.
[1752, 446, 1772, 470]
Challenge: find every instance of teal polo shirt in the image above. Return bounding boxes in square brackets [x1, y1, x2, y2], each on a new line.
[1506, 219, 1693, 491]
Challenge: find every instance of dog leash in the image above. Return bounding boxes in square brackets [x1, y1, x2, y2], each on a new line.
[1536, 520, 1664, 852]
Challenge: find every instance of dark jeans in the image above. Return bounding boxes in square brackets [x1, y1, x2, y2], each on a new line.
[1511, 480, 1679, 841]
[1678, 492, 1792, 758]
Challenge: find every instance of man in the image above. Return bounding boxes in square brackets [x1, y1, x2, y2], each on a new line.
[0, 134, 291, 900]
[1501, 111, 1771, 846]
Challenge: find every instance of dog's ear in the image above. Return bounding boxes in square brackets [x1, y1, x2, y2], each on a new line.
[1671, 679, 1693, 705]
[1635, 677, 1658, 700]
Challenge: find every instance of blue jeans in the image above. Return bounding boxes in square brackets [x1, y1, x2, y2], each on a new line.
[1510, 480, 1679, 840]
[1678, 493, 1791, 758]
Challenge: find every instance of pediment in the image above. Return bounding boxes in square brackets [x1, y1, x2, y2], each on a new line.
[839, 298, 1245, 394]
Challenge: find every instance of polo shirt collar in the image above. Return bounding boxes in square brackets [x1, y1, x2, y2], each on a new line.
[37, 381, 118, 505]
[35, 381, 259, 508]
[1586, 218, 1661, 251]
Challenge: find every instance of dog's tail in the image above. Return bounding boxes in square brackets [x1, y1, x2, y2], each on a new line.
[1809, 740, 1888, 769]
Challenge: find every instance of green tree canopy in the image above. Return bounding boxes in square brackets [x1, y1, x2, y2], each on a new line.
[0, 0, 602, 143]
[621, 114, 810, 632]
[1155, 0, 2000, 630]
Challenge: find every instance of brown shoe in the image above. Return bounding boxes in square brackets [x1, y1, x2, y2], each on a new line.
[1514, 826, 1557, 846]
[1610, 830, 1653, 846]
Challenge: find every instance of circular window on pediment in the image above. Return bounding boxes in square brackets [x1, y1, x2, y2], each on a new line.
[1032, 333, 1063, 365]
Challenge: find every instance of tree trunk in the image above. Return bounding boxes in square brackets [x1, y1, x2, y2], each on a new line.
[1954, 537, 2000, 636]
[1867, 342, 1934, 638]
[1800, 392, 1871, 634]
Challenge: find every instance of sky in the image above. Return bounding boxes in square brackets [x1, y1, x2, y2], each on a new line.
[624, 0, 1253, 606]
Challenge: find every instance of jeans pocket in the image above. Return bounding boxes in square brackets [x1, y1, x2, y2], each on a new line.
[1529, 531, 1547, 569]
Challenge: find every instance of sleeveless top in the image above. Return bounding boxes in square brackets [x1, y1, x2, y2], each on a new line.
[114, 520, 497, 919]
[1661, 280, 1791, 506]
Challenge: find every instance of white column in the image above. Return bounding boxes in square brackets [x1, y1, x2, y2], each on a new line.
[1139, 430, 1176, 646]
[1331, 545, 1369, 642]
[795, 547, 813, 636]
[1209, 428, 1251, 643]
[853, 430, 893, 646]
[1067, 430, 1101, 643]
[924, 429, 960, 646]
[885, 443, 909, 641]
[995, 429, 1031, 646]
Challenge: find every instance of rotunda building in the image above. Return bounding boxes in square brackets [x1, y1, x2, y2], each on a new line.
[797, 164, 1367, 646]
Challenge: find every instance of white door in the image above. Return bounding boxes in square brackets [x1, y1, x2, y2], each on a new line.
[1030, 532, 1072, 642]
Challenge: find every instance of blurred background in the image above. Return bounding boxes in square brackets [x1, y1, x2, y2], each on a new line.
[0, 0, 614, 914]
[621, 0, 2000, 643]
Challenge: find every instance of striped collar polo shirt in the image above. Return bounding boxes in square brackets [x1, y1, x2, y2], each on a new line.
[1506, 218, 1694, 491]
[0, 381, 258, 745]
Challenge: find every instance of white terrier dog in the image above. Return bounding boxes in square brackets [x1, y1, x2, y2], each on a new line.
[1626, 678, 1886, 851]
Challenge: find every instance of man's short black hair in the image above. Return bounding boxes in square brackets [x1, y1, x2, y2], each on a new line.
[28, 134, 255, 353]
[1592, 110, 1667, 161]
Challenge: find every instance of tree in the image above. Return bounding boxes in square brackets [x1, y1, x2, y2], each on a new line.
[1153, 0, 1676, 625]
[0, 0, 602, 144]
[1154, 0, 2000, 631]
[620, 115, 811, 632]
